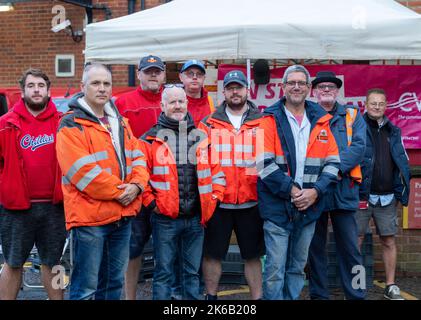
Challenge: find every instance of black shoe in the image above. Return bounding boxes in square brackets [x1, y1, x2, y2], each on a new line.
[205, 294, 218, 300]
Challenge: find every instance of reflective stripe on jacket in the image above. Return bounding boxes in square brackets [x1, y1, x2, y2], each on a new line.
[323, 103, 366, 211]
[257, 98, 340, 229]
[345, 106, 363, 183]
[141, 125, 225, 225]
[56, 93, 149, 230]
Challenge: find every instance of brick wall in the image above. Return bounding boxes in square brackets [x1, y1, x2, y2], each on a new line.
[1, 0, 420, 276]
[1, 0, 420, 87]
[398, 0, 421, 13]
[372, 207, 421, 277]
[0, 0, 166, 88]
[0, 1, 85, 88]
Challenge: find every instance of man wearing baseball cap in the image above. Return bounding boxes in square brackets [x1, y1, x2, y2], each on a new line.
[179, 60, 215, 126]
[115, 55, 165, 139]
[115, 55, 165, 300]
[199, 70, 265, 300]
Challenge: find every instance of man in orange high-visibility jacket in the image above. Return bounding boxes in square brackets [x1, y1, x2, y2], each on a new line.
[199, 70, 265, 300]
[141, 85, 225, 300]
[115, 55, 165, 300]
[171, 59, 216, 299]
[257, 65, 340, 300]
[56, 63, 149, 300]
[308, 71, 366, 300]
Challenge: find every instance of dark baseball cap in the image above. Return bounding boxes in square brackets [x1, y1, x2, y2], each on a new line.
[180, 60, 206, 73]
[138, 55, 165, 71]
[223, 70, 248, 88]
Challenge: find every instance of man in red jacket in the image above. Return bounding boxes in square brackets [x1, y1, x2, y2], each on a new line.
[115, 55, 165, 138]
[115, 55, 166, 300]
[0, 68, 66, 300]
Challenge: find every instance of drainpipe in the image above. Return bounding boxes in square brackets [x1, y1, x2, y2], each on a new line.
[128, 0, 139, 87]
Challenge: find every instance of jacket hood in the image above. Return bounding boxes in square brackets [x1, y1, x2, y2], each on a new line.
[207, 100, 262, 125]
[143, 111, 196, 140]
[12, 98, 58, 121]
[67, 92, 122, 123]
[157, 111, 195, 131]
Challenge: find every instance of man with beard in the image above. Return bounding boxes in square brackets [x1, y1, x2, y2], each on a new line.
[308, 71, 366, 300]
[0, 68, 66, 300]
[257, 65, 340, 299]
[199, 70, 265, 300]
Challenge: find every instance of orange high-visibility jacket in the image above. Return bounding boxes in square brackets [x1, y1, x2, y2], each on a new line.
[257, 99, 340, 228]
[345, 107, 363, 183]
[56, 94, 149, 230]
[141, 123, 225, 225]
[198, 101, 264, 207]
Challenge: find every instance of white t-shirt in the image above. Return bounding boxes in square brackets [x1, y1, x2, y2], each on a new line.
[225, 108, 244, 130]
[284, 108, 310, 188]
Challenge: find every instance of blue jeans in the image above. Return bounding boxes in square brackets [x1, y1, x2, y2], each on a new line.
[69, 218, 131, 300]
[263, 219, 316, 300]
[152, 214, 204, 300]
[171, 240, 205, 299]
[308, 210, 366, 300]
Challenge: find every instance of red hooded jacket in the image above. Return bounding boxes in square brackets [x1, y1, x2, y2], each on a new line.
[0, 99, 63, 210]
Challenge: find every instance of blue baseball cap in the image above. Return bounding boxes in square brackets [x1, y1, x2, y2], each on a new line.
[180, 59, 206, 74]
[223, 70, 248, 88]
[138, 55, 165, 71]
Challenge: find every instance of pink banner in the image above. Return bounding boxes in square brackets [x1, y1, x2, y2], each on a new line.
[217, 64, 421, 149]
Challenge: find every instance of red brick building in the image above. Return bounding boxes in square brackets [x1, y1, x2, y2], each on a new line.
[1, 0, 420, 275]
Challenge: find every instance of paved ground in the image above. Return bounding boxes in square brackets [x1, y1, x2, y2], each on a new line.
[14, 275, 421, 300]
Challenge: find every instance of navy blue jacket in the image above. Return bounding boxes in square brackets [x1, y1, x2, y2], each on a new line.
[324, 103, 366, 212]
[360, 113, 410, 206]
[257, 98, 340, 230]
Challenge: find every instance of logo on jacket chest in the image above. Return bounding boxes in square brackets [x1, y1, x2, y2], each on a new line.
[20, 134, 54, 151]
[316, 129, 329, 143]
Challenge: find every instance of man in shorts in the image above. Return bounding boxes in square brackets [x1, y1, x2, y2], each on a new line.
[357, 88, 410, 300]
[0, 68, 66, 300]
[199, 70, 265, 300]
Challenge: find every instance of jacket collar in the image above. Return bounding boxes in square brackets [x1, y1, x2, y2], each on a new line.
[265, 97, 330, 129]
[67, 92, 122, 125]
[209, 100, 261, 125]
[6, 98, 58, 128]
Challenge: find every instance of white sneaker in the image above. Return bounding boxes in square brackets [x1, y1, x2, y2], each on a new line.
[384, 284, 404, 300]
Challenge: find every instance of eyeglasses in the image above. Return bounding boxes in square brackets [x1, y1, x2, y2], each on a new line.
[368, 102, 386, 107]
[285, 81, 308, 88]
[184, 71, 205, 79]
[316, 84, 337, 91]
[224, 85, 245, 92]
[164, 83, 184, 88]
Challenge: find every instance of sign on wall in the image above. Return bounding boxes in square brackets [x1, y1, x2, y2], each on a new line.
[217, 64, 421, 149]
[403, 178, 421, 229]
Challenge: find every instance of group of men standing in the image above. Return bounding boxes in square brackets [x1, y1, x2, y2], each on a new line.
[0, 56, 410, 300]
